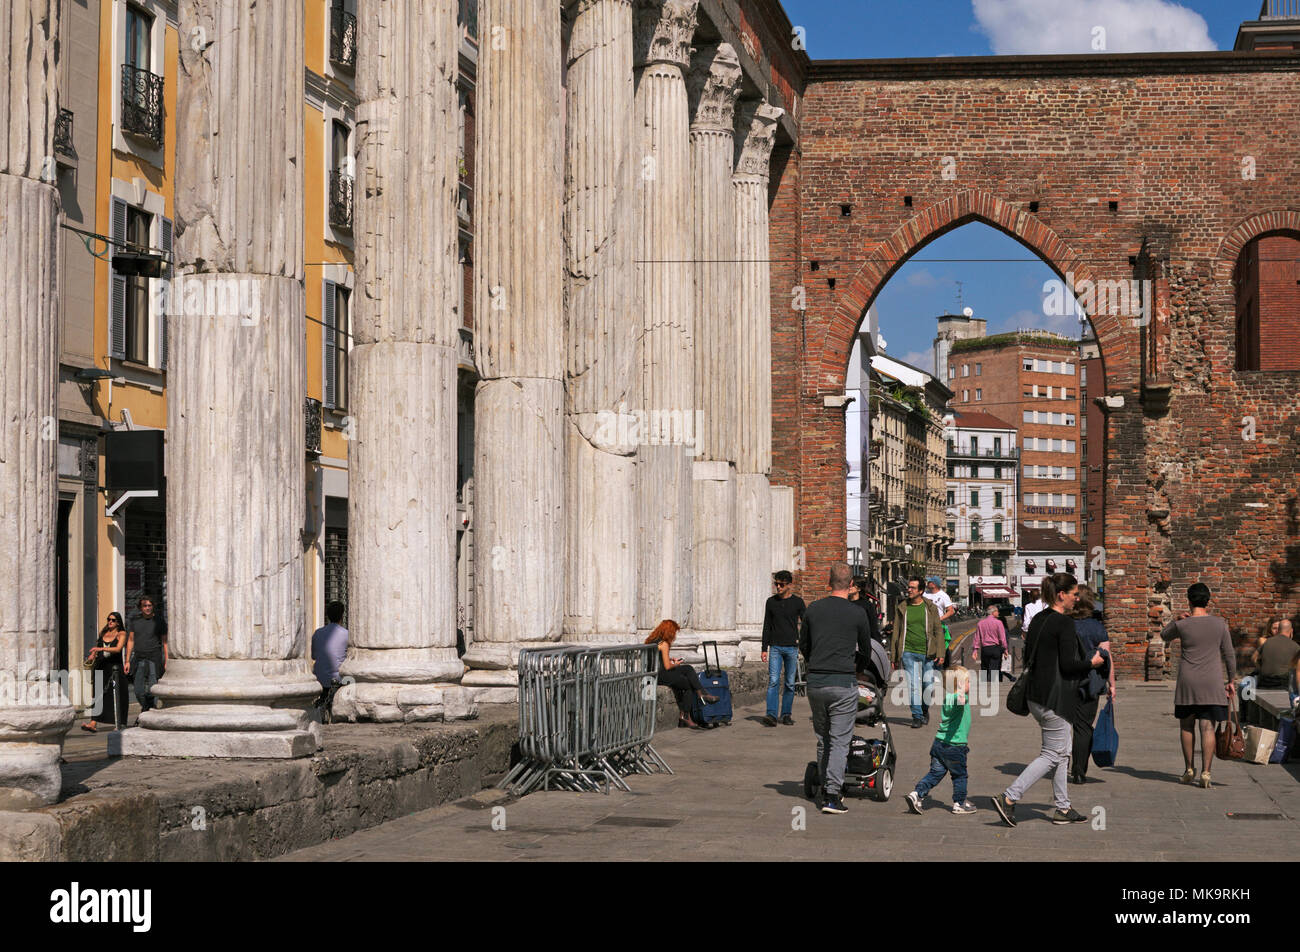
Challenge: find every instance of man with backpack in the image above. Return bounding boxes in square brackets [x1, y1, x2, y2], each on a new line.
[800, 562, 874, 815]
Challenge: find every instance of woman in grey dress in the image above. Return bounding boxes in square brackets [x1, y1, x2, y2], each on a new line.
[1161, 582, 1236, 788]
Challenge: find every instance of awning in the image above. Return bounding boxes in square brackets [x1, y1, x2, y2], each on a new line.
[975, 585, 1018, 599]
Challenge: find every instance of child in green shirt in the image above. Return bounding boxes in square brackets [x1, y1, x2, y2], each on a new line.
[905, 666, 975, 815]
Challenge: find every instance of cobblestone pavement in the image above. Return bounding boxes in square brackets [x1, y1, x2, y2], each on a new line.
[277, 681, 1299, 862]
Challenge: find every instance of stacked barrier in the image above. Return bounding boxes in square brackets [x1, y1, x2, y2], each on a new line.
[499, 645, 672, 795]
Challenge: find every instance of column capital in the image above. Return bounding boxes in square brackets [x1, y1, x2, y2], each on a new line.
[633, 0, 698, 70]
[688, 43, 742, 134]
[733, 100, 784, 181]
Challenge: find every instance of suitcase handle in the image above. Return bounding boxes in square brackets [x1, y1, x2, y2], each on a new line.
[702, 640, 721, 676]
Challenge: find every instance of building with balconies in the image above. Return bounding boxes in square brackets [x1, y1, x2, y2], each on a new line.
[944, 409, 1019, 606]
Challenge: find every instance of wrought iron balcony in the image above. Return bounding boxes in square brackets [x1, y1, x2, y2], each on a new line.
[54, 108, 75, 159]
[329, 170, 354, 231]
[330, 5, 357, 71]
[305, 398, 322, 457]
[121, 64, 164, 149]
[947, 445, 1018, 459]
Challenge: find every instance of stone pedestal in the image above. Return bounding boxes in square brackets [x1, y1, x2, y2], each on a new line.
[691, 461, 739, 663]
[0, 1, 78, 804]
[736, 473, 771, 662]
[770, 484, 795, 572]
[121, 0, 318, 757]
[336, 0, 469, 721]
[465, 0, 566, 699]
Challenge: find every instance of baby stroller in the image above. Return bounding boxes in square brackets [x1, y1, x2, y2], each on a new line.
[803, 668, 897, 802]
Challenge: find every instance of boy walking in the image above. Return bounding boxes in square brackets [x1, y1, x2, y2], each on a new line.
[905, 666, 976, 815]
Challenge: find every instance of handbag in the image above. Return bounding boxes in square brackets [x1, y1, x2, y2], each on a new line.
[81, 651, 97, 670]
[1006, 634, 1037, 717]
[1091, 698, 1119, 767]
[1215, 695, 1246, 761]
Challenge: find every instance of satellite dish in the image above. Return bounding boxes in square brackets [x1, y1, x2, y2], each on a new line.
[875, 334, 887, 352]
[962, 307, 974, 318]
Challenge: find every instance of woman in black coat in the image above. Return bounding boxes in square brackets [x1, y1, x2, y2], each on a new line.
[993, 573, 1103, 827]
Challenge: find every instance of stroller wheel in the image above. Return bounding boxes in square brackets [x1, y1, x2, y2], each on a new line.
[873, 766, 893, 802]
[803, 762, 819, 801]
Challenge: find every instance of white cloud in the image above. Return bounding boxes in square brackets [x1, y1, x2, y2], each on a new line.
[992, 307, 1083, 338]
[906, 269, 940, 288]
[972, 0, 1216, 54]
[897, 349, 938, 375]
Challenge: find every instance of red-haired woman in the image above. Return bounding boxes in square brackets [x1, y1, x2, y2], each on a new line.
[646, 620, 719, 728]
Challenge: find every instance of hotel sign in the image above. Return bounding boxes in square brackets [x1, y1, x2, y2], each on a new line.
[1024, 505, 1075, 515]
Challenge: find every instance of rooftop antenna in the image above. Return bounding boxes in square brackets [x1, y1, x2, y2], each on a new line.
[954, 280, 965, 314]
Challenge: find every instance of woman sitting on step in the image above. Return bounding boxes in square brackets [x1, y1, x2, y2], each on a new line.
[646, 619, 719, 729]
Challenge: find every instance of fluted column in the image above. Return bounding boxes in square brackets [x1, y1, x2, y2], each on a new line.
[687, 43, 741, 665]
[563, 0, 639, 647]
[119, 0, 320, 757]
[633, 0, 697, 638]
[332, 0, 473, 723]
[0, 0, 74, 807]
[462, 0, 564, 699]
[734, 101, 782, 661]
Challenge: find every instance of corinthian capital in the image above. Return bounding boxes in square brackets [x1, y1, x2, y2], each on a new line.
[633, 0, 698, 70]
[734, 101, 784, 180]
[688, 44, 742, 133]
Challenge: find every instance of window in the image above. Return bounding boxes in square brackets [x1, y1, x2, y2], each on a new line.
[970, 521, 981, 542]
[970, 436, 979, 455]
[109, 193, 171, 370]
[962, 364, 969, 377]
[126, 4, 152, 71]
[329, 120, 354, 232]
[946, 523, 956, 539]
[946, 558, 959, 576]
[994, 521, 1003, 541]
[1080, 365, 1087, 386]
[970, 489, 979, 507]
[992, 437, 1001, 457]
[123, 206, 152, 363]
[994, 491, 1003, 508]
[975, 363, 982, 375]
[991, 557, 1005, 576]
[948, 365, 955, 380]
[946, 490, 955, 506]
[975, 388, 982, 401]
[963, 390, 969, 402]
[323, 281, 351, 410]
[1023, 358, 1034, 372]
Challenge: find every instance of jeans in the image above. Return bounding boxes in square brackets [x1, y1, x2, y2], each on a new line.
[132, 655, 162, 712]
[1005, 700, 1073, 811]
[902, 651, 936, 721]
[808, 682, 857, 797]
[766, 645, 798, 718]
[914, 739, 969, 803]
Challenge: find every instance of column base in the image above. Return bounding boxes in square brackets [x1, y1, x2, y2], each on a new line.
[0, 703, 77, 809]
[737, 624, 764, 663]
[112, 727, 319, 759]
[331, 682, 477, 723]
[460, 641, 557, 672]
[671, 629, 742, 668]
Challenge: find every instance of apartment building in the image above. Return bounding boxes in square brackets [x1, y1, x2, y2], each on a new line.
[945, 329, 1084, 539]
[943, 410, 1018, 605]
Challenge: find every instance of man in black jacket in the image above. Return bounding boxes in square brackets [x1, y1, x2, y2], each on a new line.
[800, 562, 873, 815]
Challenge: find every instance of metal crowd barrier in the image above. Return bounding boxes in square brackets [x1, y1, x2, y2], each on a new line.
[499, 644, 672, 796]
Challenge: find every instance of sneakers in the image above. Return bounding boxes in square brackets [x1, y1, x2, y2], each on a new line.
[761, 715, 777, 727]
[993, 793, 1018, 827]
[952, 801, 977, 815]
[821, 792, 848, 814]
[1199, 771, 1212, 789]
[1179, 768, 1196, 785]
[910, 719, 924, 729]
[1052, 807, 1088, 825]
[905, 791, 923, 814]
[780, 714, 795, 726]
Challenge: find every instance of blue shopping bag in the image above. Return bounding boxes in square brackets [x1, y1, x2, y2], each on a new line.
[1091, 698, 1118, 768]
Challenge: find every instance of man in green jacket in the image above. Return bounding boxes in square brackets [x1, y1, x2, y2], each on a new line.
[890, 578, 945, 728]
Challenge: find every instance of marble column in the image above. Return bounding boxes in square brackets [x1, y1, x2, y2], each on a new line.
[686, 43, 741, 666]
[118, 0, 320, 757]
[0, 0, 75, 807]
[770, 484, 795, 573]
[562, 0, 639, 648]
[462, 0, 565, 701]
[333, 0, 473, 722]
[633, 0, 697, 639]
[733, 101, 782, 662]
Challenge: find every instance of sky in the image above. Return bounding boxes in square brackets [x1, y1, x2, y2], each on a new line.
[781, 0, 1256, 375]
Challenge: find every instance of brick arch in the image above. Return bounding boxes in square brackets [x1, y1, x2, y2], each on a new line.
[1216, 209, 1300, 269]
[811, 189, 1121, 395]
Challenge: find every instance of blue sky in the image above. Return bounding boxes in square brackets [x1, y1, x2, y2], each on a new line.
[781, 0, 1252, 373]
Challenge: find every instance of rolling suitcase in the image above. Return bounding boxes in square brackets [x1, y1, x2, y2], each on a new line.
[692, 641, 733, 726]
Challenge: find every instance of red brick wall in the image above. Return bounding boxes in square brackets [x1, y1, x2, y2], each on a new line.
[1255, 233, 1300, 371]
[779, 56, 1300, 677]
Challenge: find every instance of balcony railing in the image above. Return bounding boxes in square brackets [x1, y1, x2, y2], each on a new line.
[305, 398, 322, 457]
[54, 108, 75, 159]
[329, 170, 354, 231]
[947, 445, 1019, 459]
[121, 64, 164, 149]
[1261, 0, 1300, 18]
[330, 5, 357, 71]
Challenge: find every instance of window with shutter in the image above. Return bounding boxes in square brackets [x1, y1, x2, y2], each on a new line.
[157, 216, 173, 369]
[110, 197, 128, 359]
[322, 279, 337, 409]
